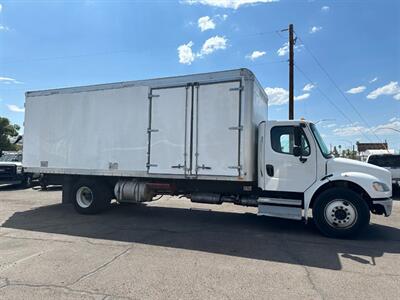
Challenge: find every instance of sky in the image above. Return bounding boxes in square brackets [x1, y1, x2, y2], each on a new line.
[0, 0, 399, 151]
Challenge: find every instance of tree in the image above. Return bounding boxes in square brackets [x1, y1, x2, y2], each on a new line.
[332, 146, 339, 157]
[0, 117, 20, 153]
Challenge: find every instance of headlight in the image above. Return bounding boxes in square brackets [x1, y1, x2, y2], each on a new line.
[16, 166, 23, 174]
[372, 181, 390, 192]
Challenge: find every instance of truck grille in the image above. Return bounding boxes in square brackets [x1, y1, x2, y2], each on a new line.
[0, 165, 16, 180]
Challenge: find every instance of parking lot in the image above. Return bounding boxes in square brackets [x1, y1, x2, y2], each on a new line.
[0, 187, 399, 299]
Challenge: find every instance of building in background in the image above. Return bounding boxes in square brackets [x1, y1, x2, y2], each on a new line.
[357, 142, 392, 161]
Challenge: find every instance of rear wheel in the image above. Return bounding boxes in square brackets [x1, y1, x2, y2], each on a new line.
[72, 179, 111, 214]
[20, 175, 33, 189]
[313, 187, 370, 238]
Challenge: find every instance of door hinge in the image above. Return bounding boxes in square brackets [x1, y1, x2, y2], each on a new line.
[146, 163, 158, 168]
[171, 164, 184, 169]
[228, 165, 242, 170]
[148, 93, 160, 98]
[197, 164, 211, 170]
[229, 86, 243, 91]
[147, 128, 159, 133]
[229, 126, 243, 131]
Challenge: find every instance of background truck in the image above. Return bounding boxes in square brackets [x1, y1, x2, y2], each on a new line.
[366, 153, 400, 189]
[0, 151, 35, 188]
[23, 69, 393, 238]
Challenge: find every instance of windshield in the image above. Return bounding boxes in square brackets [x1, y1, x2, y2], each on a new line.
[310, 123, 332, 158]
[0, 153, 22, 162]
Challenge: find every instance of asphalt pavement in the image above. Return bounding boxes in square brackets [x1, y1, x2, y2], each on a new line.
[0, 186, 399, 299]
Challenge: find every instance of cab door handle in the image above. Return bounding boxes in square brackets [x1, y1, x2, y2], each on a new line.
[266, 164, 274, 177]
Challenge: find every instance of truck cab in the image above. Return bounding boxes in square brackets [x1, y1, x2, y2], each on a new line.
[258, 120, 392, 237]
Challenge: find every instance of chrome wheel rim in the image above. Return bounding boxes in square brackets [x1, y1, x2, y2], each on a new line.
[76, 186, 94, 208]
[324, 199, 357, 229]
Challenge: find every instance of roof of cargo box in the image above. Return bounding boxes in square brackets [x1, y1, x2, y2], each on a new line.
[26, 68, 266, 98]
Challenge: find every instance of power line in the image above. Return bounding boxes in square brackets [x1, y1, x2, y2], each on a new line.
[1, 28, 286, 66]
[294, 63, 374, 143]
[296, 35, 386, 144]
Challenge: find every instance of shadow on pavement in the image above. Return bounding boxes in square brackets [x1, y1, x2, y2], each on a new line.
[2, 202, 399, 271]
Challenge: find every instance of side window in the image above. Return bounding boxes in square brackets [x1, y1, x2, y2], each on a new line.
[271, 126, 310, 156]
[279, 133, 292, 154]
[301, 135, 311, 156]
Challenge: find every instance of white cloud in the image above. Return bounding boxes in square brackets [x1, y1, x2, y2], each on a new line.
[276, 42, 303, 56]
[324, 123, 337, 128]
[183, 0, 278, 10]
[7, 104, 25, 113]
[264, 87, 310, 106]
[346, 86, 366, 94]
[197, 15, 228, 32]
[372, 119, 400, 135]
[177, 36, 228, 65]
[198, 16, 216, 32]
[333, 119, 400, 137]
[321, 6, 330, 12]
[246, 50, 266, 61]
[199, 35, 227, 56]
[332, 123, 366, 137]
[369, 77, 378, 83]
[177, 41, 195, 65]
[303, 83, 315, 92]
[367, 81, 400, 100]
[277, 42, 289, 56]
[0, 77, 23, 84]
[294, 93, 310, 101]
[264, 87, 288, 106]
[0, 25, 9, 31]
[0, 4, 2, 13]
[310, 26, 322, 34]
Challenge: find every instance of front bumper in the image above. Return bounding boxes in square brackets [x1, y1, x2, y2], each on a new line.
[372, 198, 393, 217]
[0, 180, 22, 186]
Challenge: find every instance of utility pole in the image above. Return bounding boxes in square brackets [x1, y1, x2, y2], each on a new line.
[288, 24, 294, 120]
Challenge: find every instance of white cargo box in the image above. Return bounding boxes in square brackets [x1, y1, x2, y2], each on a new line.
[23, 69, 268, 182]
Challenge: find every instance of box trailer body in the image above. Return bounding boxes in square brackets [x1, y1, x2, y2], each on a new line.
[24, 69, 266, 182]
[23, 69, 393, 238]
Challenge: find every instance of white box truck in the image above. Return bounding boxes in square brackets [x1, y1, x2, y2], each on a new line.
[23, 69, 393, 238]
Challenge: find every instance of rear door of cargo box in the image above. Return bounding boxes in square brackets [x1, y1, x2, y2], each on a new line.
[193, 81, 242, 176]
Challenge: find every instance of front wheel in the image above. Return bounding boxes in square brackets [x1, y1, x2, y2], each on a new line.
[313, 188, 370, 238]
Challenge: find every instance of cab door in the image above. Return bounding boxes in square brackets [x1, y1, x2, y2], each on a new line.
[262, 123, 317, 193]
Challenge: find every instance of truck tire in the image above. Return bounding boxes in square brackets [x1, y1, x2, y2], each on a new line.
[21, 175, 33, 189]
[72, 179, 111, 214]
[313, 187, 370, 238]
[39, 175, 48, 190]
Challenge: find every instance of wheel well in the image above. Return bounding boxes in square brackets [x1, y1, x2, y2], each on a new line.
[310, 180, 372, 210]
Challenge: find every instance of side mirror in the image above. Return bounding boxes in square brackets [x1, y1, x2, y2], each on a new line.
[293, 146, 301, 157]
